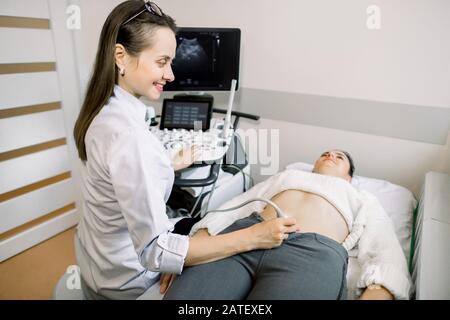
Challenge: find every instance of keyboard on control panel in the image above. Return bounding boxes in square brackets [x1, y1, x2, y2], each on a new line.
[150, 123, 233, 162]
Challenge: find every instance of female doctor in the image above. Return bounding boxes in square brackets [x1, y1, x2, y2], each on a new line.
[73, 0, 298, 300]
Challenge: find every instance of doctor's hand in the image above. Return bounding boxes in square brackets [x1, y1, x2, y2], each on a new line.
[248, 217, 300, 250]
[159, 273, 177, 294]
[172, 145, 201, 171]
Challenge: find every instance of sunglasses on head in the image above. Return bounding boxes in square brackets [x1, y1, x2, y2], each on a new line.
[121, 1, 164, 26]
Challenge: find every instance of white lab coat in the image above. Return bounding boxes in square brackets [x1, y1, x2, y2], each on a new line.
[75, 85, 189, 299]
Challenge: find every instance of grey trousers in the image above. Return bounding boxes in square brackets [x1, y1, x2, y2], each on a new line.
[164, 212, 349, 300]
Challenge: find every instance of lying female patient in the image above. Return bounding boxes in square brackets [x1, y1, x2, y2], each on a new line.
[162, 150, 412, 300]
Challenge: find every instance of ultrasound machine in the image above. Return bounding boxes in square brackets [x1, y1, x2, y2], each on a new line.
[151, 79, 236, 163]
[148, 28, 260, 219]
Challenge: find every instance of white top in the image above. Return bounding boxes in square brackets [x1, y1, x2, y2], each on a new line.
[191, 170, 412, 299]
[75, 85, 189, 298]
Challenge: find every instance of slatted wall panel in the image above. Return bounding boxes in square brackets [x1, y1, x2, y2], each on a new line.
[0, 0, 79, 262]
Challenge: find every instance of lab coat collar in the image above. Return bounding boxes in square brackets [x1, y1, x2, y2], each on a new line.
[113, 85, 148, 125]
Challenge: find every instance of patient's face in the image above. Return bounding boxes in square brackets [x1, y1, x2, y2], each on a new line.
[313, 150, 352, 182]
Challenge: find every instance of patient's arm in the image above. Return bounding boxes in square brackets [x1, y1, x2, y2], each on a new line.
[356, 192, 412, 300]
[184, 216, 299, 266]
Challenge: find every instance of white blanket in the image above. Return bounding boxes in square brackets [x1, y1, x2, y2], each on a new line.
[190, 170, 413, 299]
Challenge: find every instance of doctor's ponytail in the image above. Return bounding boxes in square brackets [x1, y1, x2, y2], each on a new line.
[74, 0, 176, 161]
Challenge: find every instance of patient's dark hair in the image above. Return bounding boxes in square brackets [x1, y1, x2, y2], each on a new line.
[340, 150, 355, 177]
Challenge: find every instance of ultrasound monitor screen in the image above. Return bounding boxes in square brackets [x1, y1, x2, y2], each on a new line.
[164, 28, 240, 91]
[161, 100, 212, 130]
[175, 37, 210, 74]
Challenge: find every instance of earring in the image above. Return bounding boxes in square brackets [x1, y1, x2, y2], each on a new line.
[119, 68, 125, 76]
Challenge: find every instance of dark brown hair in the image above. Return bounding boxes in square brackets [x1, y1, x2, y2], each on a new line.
[74, 1, 176, 160]
[340, 150, 355, 177]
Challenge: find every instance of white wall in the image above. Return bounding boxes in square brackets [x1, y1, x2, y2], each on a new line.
[236, 118, 450, 196]
[161, 0, 450, 109]
[70, 0, 122, 98]
[75, 0, 450, 109]
[164, 0, 450, 195]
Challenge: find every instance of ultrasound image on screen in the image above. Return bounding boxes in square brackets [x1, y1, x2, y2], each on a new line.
[175, 38, 211, 74]
[164, 28, 240, 91]
[172, 34, 217, 86]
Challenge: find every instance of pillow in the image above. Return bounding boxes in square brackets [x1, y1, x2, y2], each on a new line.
[285, 162, 417, 261]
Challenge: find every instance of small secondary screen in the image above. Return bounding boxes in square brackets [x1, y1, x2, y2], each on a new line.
[161, 100, 211, 130]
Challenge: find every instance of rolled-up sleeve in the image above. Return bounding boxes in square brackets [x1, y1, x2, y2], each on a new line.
[141, 233, 189, 274]
[108, 128, 189, 274]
